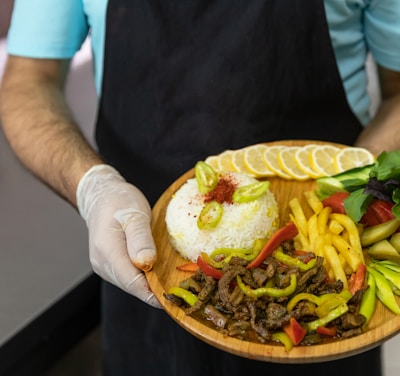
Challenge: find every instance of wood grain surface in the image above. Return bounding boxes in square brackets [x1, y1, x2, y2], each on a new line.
[146, 140, 400, 363]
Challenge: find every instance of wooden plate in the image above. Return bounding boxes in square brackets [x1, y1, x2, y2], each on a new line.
[146, 140, 400, 363]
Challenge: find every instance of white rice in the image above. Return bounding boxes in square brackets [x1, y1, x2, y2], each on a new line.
[165, 172, 279, 261]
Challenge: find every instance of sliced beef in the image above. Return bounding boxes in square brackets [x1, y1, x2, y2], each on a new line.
[265, 302, 291, 329]
[248, 302, 271, 342]
[204, 305, 228, 329]
[338, 312, 366, 330]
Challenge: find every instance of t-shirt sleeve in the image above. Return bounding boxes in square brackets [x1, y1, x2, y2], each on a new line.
[7, 0, 89, 59]
[365, 0, 400, 71]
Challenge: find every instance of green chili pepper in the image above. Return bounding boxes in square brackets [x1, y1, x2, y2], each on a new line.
[168, 286, 199, 307]
[273, 248, 317, 272]
[306, 303, 349, 332]
[286, 293, 322, 312]
[232, 181, 270, 203]
[195, 161, 218, 194]
[272, 331, 293, 351]
[197, 201, 223, 230]
[286, 290, 352, 313]
[237, 273, 297, 299]
[371, 262, 400, 290]
[359, 271, 377, 327]
[376, 260, 400, 273]
[315, 295, 349, 318]
[367, 266, 400, 315]
[208, 241, 263, 267]
[374, 261, 400, 296]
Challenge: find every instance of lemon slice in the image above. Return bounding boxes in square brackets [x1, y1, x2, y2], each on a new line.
[278, 146, 310, 180]
[231, 148, 255, 176]
[334, 147, 375, 172]
[310, 145, 341, 177]
[263, 145, 292, 179]
[244, 144, 275, 177]
[204, 155, 221, 171]
[294, 144, 322, 179]
[217, 150, 236, 172]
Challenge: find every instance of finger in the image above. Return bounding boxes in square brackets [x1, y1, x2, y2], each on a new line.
[99, 250, 162, 309]
[125, 272, 163, 309]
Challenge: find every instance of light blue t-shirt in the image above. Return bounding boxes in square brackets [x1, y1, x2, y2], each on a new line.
[7, 0, 400, 125]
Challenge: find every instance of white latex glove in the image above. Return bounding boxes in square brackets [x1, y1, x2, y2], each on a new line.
[76, 164, 161, 308]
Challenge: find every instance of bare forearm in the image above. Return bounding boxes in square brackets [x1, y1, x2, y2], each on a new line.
[0, 57, 102, 206]
[355, 94, 400, 155]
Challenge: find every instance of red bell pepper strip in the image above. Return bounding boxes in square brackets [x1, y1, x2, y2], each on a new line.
[349, 263, 367, 295]
[197, 254, 224, 279]
[316, 325, 337, 337]
[322, 192, 349, 214]
[176, 262, 199, 272]
[292, 250, 315, 264]
[283, 317, 306, 346]
[360, 199, 395, 227]
[247, 222, 298, 269]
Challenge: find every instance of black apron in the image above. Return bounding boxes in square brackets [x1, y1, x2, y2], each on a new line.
[96, 1, 381, 375]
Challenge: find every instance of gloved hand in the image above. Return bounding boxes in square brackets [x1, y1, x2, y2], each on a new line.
[76, 164, 161, 308]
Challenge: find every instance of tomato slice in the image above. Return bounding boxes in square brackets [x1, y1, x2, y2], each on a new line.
[322, 192, 349, 214]
[360, 199, 395, 227]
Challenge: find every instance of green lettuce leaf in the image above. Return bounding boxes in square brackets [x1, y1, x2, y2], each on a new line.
[344, 188, 373, 222]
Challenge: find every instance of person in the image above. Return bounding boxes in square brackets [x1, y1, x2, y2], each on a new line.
[1, 1, 400, 375]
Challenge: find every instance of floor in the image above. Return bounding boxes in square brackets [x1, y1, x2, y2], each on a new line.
[43, 327, 102, 376]
[43, 327, 400, 375]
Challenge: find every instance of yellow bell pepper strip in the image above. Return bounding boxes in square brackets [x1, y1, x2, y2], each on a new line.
[167, 286, 199, 307]
[197, 201, 224, 230]
[367, 266, 400, 315]
[195, 161, 218, 194]
[232, 181, 270, 203]
[236, 273, 297, 299]
[247, 222, 299, 269]
[272, 331, 294, 351]
[197, 254, 224, 280]
[306, 303, 349, 332]
[273, 248, 317, 272]
[358, 271, 377, 328]
[283, 317, 307, 345]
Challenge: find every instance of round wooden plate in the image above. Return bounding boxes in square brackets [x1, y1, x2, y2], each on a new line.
[146, 140, 400, 363]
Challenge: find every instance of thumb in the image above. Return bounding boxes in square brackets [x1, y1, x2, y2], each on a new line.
[115, 208, 157, 271]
